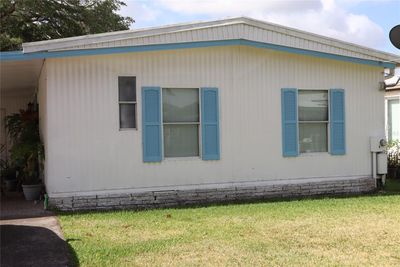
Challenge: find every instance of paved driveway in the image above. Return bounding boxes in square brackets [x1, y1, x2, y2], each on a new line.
[1, 194, 73, 267]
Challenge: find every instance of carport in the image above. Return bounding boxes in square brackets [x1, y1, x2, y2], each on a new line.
[0, 55, 72, 267]
[0, 57, 44, 161]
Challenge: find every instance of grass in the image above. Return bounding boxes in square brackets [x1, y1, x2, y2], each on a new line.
[58, 192, 400, 267]
[385, 178, 400, 192]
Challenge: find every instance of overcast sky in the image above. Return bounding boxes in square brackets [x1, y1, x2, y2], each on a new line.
[119, 0, 400, 56]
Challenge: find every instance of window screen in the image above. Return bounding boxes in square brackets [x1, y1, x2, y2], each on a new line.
[162, 88, 199, 157]
[298, 90, 328, 153]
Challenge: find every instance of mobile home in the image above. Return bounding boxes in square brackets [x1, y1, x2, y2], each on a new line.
[1, 17, 398, 210]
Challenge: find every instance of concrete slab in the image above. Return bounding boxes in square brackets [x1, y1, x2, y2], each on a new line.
[1, 192, 52, 220]
[0, 194, 73, 267]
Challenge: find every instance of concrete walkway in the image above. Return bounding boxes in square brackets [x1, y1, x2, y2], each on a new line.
[0, 193, 73, 267]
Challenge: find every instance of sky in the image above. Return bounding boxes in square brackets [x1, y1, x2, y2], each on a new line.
[118, 0, 400, 56]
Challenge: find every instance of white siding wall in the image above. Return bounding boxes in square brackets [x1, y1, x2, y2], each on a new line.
[45, 46, 384, 196]
[38, 62, 48, 184]
[0, 89, 35, 161]
[0, 90, 35, 115]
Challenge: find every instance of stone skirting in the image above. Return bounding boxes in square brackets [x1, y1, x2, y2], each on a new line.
[49, 177, 376, 211]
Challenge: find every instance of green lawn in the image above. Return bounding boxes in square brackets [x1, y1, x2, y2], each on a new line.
[385, 178, 400, 192]
[59, 193, 400, 267]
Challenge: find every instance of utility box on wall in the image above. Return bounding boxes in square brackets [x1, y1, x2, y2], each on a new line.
[370, 137, 387, 152]
[377, 153, 388, 174]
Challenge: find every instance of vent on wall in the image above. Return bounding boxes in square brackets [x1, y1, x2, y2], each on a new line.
[379, 81, 386, 91]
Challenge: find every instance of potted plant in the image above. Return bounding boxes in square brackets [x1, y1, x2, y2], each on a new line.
[387, 140, 400, 179]
[1, 166, 17, 192]
[0, 145, 18, 191]
[5, 103, 44, 200]
[1, 162, 17, 192]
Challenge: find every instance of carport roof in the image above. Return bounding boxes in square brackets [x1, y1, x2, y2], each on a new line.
[0, 59, 43, 92]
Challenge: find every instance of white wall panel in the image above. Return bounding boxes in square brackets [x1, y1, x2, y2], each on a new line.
[45, 46, 384, 196]
[0, 89, 36, 160]
[38, 62, 48, 184]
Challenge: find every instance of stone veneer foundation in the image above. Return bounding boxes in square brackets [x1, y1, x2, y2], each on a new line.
[49, 176, 376, 211]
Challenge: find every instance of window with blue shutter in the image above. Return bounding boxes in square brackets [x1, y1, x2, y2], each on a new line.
[281, 88, 299, 157]
[201, 87, 220, 160]
[329, 89, 346, 155]
[281, 88, 345, 156]
[142, 87, 162, 162]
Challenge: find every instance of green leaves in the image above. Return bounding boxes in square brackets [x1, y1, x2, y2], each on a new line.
[4, 104, 43, 184]
[0, 0, 134, 51]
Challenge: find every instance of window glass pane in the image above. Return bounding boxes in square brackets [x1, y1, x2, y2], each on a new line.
[299, 90, 328, 121]
[388, 99, 400, 141]
[118, 77, 136, 101]
[163, 88, 199, 122]
[299, 123, 328, 153]
[164, 124, 199, 157]
[119, 104, 136, 128]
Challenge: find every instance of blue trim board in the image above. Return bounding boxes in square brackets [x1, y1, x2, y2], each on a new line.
[0, 39, 395, 68]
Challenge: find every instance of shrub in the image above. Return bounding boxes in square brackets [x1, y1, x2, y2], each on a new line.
[5, 103, 44, 185]
[387, 140, 400, 168]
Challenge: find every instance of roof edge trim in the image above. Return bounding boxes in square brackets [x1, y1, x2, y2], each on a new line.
[1, 39, 396, 68]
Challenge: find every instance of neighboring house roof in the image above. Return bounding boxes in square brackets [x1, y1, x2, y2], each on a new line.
[1, 17, 399, 68]
[385, 75, 400, 90]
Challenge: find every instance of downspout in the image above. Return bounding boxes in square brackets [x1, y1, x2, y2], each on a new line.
[372, 151, 377, 187]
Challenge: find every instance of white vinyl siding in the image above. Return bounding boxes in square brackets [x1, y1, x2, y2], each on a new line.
[43, 46, 384, 195]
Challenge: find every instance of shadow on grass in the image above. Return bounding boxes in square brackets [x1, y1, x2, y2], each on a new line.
[65, 238, 81, 267]
[55, 179, 400, 218]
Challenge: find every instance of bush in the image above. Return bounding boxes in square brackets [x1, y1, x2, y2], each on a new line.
[387, 140, 400, 168]
[0, 144, 16, 181]
[5, 103, 44, 185]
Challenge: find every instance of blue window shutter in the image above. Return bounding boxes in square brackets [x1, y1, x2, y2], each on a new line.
[330, 89, 346, 155]
[142, 86, 162, 162]
[201, 87, 220, 160]
[281, 88, 299, 157]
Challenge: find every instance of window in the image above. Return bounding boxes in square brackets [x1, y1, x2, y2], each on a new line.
[387, 98, 400, 141]
[298, 90, 328, 153]
[162, 88, 200, 157]
[118, 77, 136, 129]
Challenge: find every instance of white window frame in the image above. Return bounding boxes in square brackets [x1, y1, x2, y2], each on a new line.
[161, 87, 202, 159]
[118, 76, 137, 130]
[298, 89, 330, 154]
[385, 95, 400, 141]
